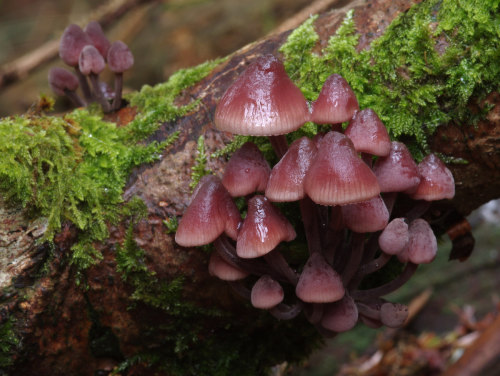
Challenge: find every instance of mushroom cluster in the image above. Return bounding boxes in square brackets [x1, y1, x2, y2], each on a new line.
[48, 22, 134, 112]
[175, 55, 455, 335]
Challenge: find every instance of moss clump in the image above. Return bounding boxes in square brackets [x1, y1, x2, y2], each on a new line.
[0, 317, 19, 369]
[0, 59, 222, 274]
[279, 0, 500, 159]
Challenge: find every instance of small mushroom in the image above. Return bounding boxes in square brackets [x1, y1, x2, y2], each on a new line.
[175, 175, 241, 247]
[372, 141, 421, 193]
[321, 294, 358, 332]
[304, 131, 380, 205]
[295, 252, 345, 303]
[380, 302, 409, 328]
[236, 195, 295, 259]
[222, 142, 271, 197]
[341, 195, 389, 233]
[310, 73, 359, 125]
[58, 24, 93, 100]
[344, 108, 391, 157]
[214, 54, 310, 136]
[251, 275, 284, 309]
[84, 21, 111, 59]
[378, 218, 409, 255]
[79, 45, 110, 112]
[107, 41, 134, 110]
[48, 67, 86, 107]
[404, 219, 438, 264]
[265, 136, 317, 202]
[410, 154, 455, 201]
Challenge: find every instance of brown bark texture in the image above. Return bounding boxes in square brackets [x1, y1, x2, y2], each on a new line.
[1, 0, 500, 375]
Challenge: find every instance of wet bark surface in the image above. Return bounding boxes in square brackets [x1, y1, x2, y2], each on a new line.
[1, 0, 500, 374]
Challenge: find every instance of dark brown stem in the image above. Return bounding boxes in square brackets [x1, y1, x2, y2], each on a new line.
[303, 303, 324, 324]
[74, 67, 92, 101]
[89, 73, 111, 112]
[268, 135, 288, 159]
[228, 281, 251, 300]
[356, 302, 381, 320]
[264, 250, 299, 285]
[112, 72, 123, 110]
[382, 192, 398, 216]
[341, 232, 365, 285]
[299, 197, 322, 255]
[406, 200, 431, 222]
[356, 252, 392, 276]
[351, 262, 418, 300]
[214, 235, 286, 282]
[63, 89, 86, 107]
[269, 301, 303, 320]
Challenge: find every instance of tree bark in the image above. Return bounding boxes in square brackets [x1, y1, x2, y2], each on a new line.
[1, 0, 500, 375]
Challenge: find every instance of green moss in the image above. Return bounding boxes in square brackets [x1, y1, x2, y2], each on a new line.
[0, 317, 19, 369]
[189, 135, 211, 190]
[279, 0, 500, 159]
[0, 59, 222, 276]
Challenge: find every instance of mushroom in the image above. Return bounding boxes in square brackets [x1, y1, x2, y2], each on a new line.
[48, 67, 86, 107]
[175, 175, 241, 247]
[79, 45, 110, 112]
[250, 275, 285, 309]
[222, 142, 271, 197]
[380, 302, 409, 328]
[236, 195, 296, 259]
[107, 41, 134, 110]
[84, 21, 111, 59]
[58, 24, 93, 100]
[304, 131, 380, 205]
[321, 294, 358, 332]
[378, 218, 409, 255]
[214, 54, 310, 137]
[344, 108, 391, 157]
[295, 252, 344, 303]
[410, 154, 455, 201]
[403, 218, 438, 264]
[265, 136, 317, 202]
[372, 141, 421, 193]
[341, 195, 389, 233]
[310, 73, 359, 125]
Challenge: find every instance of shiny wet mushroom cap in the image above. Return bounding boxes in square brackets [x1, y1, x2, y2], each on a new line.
[214, 54, 310, 136]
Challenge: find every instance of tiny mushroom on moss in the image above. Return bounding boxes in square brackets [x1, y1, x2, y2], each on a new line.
[107, 40, 134, 110]
[251, 275, 285, 309]
[48, 67, 86, 107]
[410, 154, 455, 201]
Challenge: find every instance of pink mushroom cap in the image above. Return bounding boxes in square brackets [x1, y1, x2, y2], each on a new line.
[222, 142, 271, 197]
[410, 154, 455, 201]
[344, 108, 391, 156]
[341, 195, 389, 233]
[304, 131, 380, 205]
[310, 73, 359, 124]
[214, 54, 310, 136]
[175, 175, 241, 247]
[251, 275, 285, 309]
[265, 136, 317, 202]
[236, 196, 296, 259]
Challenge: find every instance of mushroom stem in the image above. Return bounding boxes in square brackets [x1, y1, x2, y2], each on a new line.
[74, 67, 92, 101]
[112, 72, 124, 111]
[214, 235, 287, 282]
[63, 88, 86, 107]
[356, 302, 381, 320]
[382, 192, 398, 215]
[356, 252, 392, 276]
[269, 301, 303, 320]
[268, 135, 288, 159]
[406, 200, 431, 222]
[264, 250, 299, 285]
[89, 73, 111, 112]
[303, 303, 324, 324]
[299, 197, 322, 255]
[228, 281, 251, 300]
[351, 262, 418, 300]
[341, 232, 365, 285]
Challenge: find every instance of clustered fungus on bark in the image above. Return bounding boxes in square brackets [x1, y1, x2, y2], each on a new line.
[48, 22, 134, 112]
[175, 54, 456, 336]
